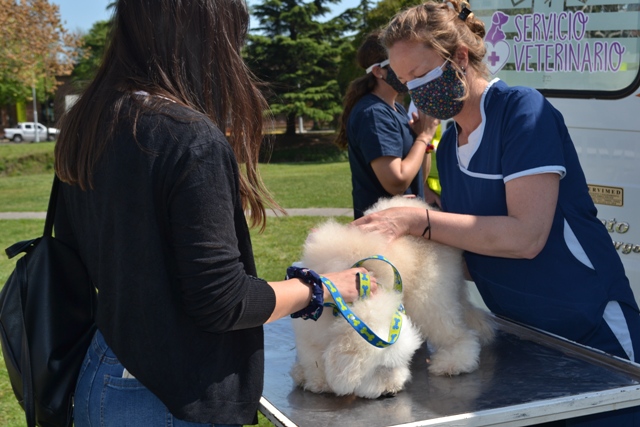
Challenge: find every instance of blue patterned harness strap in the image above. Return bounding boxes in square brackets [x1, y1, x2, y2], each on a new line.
[322, 255, 405, 348]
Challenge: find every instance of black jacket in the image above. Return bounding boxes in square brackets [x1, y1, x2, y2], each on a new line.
[55, 99, 276, 424]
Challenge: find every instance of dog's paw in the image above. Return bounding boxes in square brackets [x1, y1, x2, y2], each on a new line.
[300, 377, 333, 394]
[291, 362, 332, 394]
[428, 358, 478, 376]
[427, 347, 480, 376]
[353, 365, 411, 399]
[290, 363, 306, 386]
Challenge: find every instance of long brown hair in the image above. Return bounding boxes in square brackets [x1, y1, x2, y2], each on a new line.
[335, 31, 388, 150]
[55, 0, 279, 229]
[381, 0, 489, 98]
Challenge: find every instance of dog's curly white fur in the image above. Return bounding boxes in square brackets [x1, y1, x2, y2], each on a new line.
[290, 196, 495, 398]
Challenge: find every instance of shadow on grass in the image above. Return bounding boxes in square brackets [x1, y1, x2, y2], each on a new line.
[260, 132, 347, 163]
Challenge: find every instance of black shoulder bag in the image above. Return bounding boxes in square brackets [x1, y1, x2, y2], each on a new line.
[0, 175, 97, 427]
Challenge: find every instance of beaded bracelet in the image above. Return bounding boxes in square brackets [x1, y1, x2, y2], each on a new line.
[425, 142, 435, 153]
[285, 266, 325, 321]
[418, 138, 435, 154]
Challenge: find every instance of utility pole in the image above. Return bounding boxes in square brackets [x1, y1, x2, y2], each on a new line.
[297, 83, 304, 134]
[32, 85, 40, 143]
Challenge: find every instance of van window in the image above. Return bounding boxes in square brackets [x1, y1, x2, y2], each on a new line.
[477, 0, 640, 98]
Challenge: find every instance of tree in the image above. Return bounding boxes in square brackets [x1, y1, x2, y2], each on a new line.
[334, 0, 425, 99]
[331, 0, 374, 96]
[72, 2, 116, 84]
[72, 20, 111, 82]
[362, 0, 423, 34]
[0, 0, 80, 104]
[245, 0, 348, 134]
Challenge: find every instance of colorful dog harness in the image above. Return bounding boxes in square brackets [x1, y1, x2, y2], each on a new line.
[322, 255, 405, 348]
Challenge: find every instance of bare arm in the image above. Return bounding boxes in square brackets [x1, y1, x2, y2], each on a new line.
[370, 112, 439, 195]
[370, 149, 425, 195]
[353, 173, 559, 259]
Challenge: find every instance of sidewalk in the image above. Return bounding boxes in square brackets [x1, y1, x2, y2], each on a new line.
[0, 208, 353, 220]
[0, 212, 47, 219]
[267, 208, 351, 217]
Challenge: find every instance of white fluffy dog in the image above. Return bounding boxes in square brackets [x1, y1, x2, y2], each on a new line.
[290, 196, 495, 399]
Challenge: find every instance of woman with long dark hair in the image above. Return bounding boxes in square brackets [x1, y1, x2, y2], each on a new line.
[55, 1, 368, 425]
[336, 31, 439, 219]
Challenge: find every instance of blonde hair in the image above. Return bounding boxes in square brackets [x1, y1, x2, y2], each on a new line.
[381, 0, 489, 97]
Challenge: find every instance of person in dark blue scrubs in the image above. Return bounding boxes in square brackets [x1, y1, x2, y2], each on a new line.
[335, 31, 439, 219]
[354, 3, 640, 426]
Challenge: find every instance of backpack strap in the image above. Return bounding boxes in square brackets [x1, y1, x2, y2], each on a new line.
[42, 175, 59, 238]
[22, 175, 59, 426]
[16, 258, 36, 427]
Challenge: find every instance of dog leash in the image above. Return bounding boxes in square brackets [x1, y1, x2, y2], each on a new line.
[322, 255, 405, 348]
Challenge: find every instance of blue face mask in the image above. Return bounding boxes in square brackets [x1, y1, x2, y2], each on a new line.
[406, 61, 465, 119]
[366, 59, 408, 94]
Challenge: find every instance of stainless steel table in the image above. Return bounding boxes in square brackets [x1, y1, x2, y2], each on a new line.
[260, 316, 640, 426]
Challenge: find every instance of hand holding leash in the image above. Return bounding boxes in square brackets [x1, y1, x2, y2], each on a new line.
[322, 256, 406, 348]
[286, 267, 376, 321]
[322, 268, 377, 304]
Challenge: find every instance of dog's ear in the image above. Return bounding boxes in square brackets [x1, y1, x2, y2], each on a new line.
[304, 229, 318, 244]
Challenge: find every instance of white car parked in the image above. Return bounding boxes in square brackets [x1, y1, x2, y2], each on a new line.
[3, 122, 60, 142]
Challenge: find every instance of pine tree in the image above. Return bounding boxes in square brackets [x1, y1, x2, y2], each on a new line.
[245, 0, 347, 134]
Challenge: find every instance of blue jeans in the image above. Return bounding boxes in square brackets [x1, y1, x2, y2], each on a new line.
[74, 330, 240, 427]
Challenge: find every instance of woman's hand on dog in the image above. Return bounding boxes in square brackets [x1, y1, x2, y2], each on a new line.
[322, 268, 377, 303]
[352, 207, 424, 243]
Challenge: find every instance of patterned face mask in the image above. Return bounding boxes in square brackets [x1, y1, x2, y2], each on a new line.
[406, 61, 465, 119]
[366, 59, 409, 94]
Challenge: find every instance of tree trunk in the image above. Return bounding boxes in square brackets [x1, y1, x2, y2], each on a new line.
[286, 112, 297, 135]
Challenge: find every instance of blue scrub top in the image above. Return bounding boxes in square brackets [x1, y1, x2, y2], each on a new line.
[347, 93, 424, 219]
[438, 79, 638, 343]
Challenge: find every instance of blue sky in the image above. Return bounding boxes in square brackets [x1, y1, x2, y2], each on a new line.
[52, 0, 113, 33]
[52, 0, 361, 34]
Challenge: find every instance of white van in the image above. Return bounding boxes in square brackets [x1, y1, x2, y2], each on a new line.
[471, 0, 640, 305]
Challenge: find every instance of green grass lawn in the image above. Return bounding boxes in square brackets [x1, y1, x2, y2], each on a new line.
[262, 162, 352, 209]
[0, 140, 353, 426]
[0, 142, 55, 177]
[0, 173, 55, 211]
[0, 164, 352, 212]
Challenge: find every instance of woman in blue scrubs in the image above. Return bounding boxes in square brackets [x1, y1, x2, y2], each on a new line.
[353, 2, 640, 425]
[335, 31, 439, 219]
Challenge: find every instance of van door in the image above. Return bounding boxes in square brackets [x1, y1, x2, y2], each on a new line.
[22, 123, 35, 142]
[36, 123, 47, 141]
